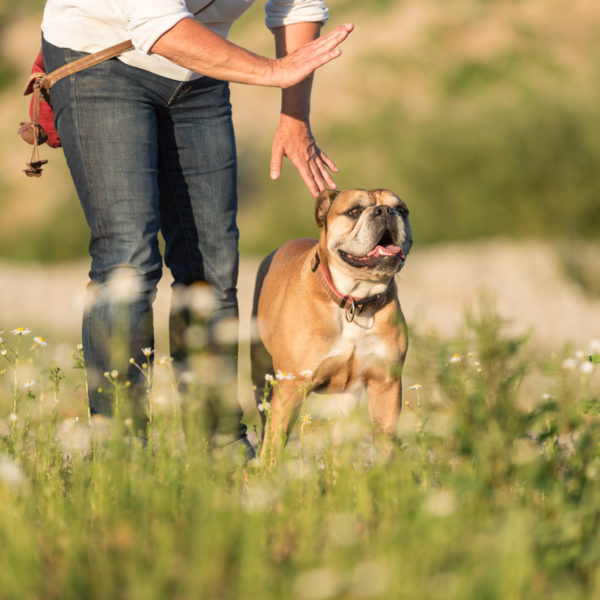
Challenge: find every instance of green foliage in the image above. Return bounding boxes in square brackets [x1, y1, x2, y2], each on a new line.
[0, 310, 599, 599]
[0, 192, 89, 261]
[239, 89, 600, 256]
[0, 57, 17, 94]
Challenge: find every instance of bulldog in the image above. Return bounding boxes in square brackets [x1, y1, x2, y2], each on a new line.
[251, 188, 412, 460]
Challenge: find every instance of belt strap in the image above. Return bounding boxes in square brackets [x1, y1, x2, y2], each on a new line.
[38, 40, 134, 96]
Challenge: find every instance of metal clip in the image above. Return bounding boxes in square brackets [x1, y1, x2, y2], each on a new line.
[344, 297, 356, 322]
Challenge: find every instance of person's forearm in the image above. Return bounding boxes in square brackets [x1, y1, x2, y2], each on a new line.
[151, 17, 276, 85]
[274, 22, 321, 120]
[151, 17, 351, 90]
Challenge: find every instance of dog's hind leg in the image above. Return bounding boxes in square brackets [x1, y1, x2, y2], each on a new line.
[250, 252, 276, 434]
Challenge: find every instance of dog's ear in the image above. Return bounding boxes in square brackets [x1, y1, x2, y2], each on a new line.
[314, 189, 339, 228]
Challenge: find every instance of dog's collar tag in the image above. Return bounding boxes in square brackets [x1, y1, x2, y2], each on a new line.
[344, 297, 357, 322]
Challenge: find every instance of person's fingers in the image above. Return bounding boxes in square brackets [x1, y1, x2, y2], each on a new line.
[300, 166, 320, 198]
[276, 23, 354, 88]
[304, 153, 337, 195]
[314, 23, 354, 50]
[288, 152, 321, 198]
[318, 150, 338, 173]
[270, 143, 284, 181]
[314, 157, 337, 190]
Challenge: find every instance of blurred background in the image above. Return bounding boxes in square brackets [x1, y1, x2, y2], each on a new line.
[0, 0, 598, 355]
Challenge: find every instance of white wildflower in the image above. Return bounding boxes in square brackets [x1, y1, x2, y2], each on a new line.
[424, 489, 457, 517]
[276, 370, 295, 381]
[293, 567, 345, 600]
[179, 370, 196, 384]
[580, 361, 594, 375]
[11, 327, 31, 336]
[562, 357, 578, 371]
[0, 454, 27, 490]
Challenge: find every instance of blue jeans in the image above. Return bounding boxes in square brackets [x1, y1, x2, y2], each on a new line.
[42, 39, 245, 439]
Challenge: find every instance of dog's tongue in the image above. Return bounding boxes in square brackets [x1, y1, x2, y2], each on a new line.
[366, 244, 405, 259]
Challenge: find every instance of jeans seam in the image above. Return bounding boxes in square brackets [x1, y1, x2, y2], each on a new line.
[157, 132, 198, 283]
[65, 56, 107, 246]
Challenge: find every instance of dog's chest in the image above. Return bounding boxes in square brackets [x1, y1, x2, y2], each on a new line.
[316, 316, 393, 390]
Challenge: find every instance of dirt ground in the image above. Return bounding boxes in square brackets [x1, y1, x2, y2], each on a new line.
[1, 240, 597, 353]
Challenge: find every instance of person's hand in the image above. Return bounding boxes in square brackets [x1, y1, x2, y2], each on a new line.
[152, 20, 353, 88]
[270, 114, 338, 197]
[271, 23, 354, 89]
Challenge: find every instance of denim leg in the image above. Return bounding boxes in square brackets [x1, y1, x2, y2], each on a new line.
[157, 78, 244, 440]
[42, 40, 247, 442]
[42, 40, 163, 425]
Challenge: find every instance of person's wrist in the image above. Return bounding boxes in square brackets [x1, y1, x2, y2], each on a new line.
[279, 112, 310, 126]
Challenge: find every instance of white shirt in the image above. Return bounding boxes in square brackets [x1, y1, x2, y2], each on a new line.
[41, 0, 329, 81]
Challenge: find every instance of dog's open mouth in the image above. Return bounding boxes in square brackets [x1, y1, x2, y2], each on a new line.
[339, 230, 405, 268]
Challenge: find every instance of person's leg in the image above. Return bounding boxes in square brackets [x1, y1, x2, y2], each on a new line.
[42, 39, 169, 431]
[157, 77, 248, 446]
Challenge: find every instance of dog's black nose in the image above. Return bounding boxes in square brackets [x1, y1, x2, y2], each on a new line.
[373, 205, 395, 217]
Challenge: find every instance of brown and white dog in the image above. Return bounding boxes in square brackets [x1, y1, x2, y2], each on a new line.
[251, 188, 412, 460]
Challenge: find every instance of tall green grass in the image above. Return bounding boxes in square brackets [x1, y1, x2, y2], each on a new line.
[1, 308, 599, 599]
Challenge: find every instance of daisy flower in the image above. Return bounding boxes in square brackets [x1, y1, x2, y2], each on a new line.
[276, 370, 295, 381]
[32, 336, 47, 348]
[12, 327, 31, 336]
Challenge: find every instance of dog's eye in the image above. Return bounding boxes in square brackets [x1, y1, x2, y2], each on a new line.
[396, 205, 409, 217]
[346, 207, 363, 219]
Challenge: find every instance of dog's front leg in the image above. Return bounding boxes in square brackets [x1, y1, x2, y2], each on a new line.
[366, 378, 402, 436]
[260, 380, 304, 467]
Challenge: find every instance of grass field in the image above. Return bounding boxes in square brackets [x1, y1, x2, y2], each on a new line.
[1, 308, 599, 600]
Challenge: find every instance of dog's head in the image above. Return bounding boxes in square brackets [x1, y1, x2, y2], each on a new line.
[315, 188, 412, 282]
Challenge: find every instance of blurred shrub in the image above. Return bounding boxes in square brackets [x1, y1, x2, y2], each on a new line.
[2, 0, 599, 263]
[238, 90, 600, 254]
